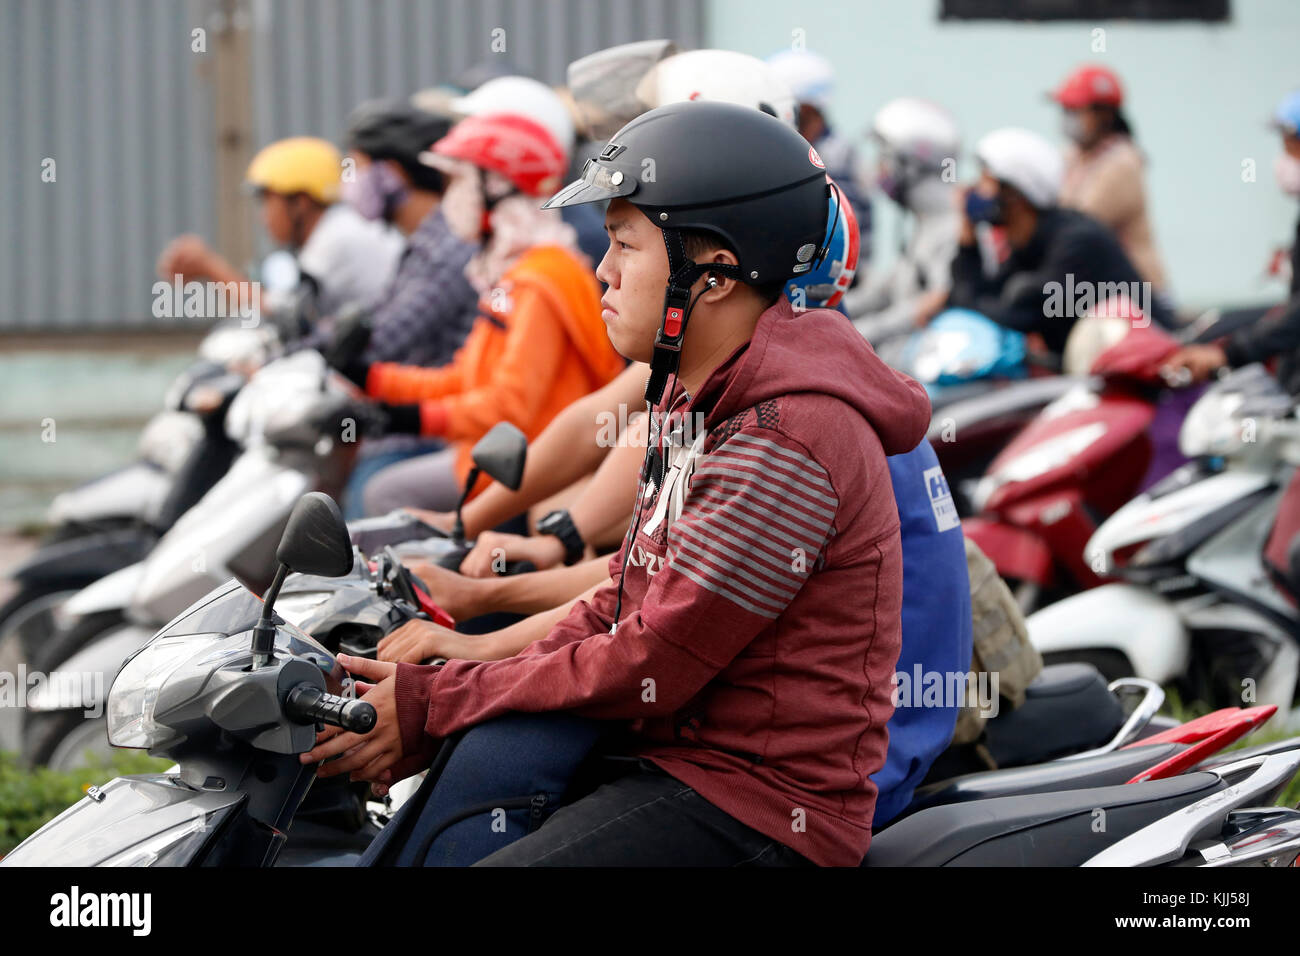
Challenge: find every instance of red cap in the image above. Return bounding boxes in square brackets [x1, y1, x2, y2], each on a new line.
[431, 113, 567, 198]
[1051, 65, 1124, 109]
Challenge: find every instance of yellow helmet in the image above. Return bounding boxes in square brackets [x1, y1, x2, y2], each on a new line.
[244, 137, 341, 204]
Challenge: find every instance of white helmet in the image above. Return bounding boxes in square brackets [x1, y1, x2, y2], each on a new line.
[765, 49, 834, 110]
[637, 49, 797, 127]
[974, 127, 1063, 208]
[451, 75, 575, 155]
[872, 97, 960, 167]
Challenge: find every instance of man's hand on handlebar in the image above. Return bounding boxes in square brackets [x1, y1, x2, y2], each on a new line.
[459, 530, 565, 578]
[403, 508, 456, 534]
[377, 618, 505, 664]
[404, 559, 492, 621]
[300, 655, 404, 783]
[1162, 344, 1228, 384]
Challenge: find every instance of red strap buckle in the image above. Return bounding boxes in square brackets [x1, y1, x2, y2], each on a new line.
[664, 307, 683, 338]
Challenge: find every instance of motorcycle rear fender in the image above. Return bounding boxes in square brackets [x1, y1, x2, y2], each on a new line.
[1026, 583, 1190, 684]
[962, 516, 1054, 586]
[63, 562, 146, 618]
[9, 526, 155, 588]
[47, 461, 171, 526]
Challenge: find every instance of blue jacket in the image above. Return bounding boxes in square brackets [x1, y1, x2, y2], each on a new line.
[870, 441, 972, 824]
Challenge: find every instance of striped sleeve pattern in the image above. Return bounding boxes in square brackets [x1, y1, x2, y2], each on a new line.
[666, 430, 838, 620]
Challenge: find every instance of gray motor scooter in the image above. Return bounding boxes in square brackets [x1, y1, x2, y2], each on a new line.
[2, 493, 376, 867]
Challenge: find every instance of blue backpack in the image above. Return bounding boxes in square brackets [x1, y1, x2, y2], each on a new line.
[870, 441, 973, 825]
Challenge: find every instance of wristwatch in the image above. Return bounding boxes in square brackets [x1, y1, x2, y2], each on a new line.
[536, 509, 586, 566]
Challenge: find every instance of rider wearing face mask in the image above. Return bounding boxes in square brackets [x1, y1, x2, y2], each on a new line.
[329, 99, 484, 519]
[340, 98, 480, 370]
[1165, 90, 1300, 393]
[945, 126, 1174, 357]
[846, 97, 963, 345]
[1052, 65, 1169, 295]
[339, 80, 626, 517]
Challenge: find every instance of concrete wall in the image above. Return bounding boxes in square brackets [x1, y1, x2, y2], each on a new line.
[708, 0, 1299, 308]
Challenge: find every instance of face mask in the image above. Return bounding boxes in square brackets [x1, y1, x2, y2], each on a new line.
[1061, 112, 1090, 146]
[965, 189, 1003, 225]
[342, 161, 408, 222]
[1275, 153, 1300, 198]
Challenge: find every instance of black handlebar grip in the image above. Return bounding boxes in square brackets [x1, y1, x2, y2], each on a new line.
[286, 683, 377, 734]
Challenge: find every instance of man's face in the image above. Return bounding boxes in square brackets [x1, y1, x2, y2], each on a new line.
[258, 191, 295, 245]
[596, 198, 670, 363]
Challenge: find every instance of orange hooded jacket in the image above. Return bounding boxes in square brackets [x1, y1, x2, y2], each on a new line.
[364, 245, 624, 495]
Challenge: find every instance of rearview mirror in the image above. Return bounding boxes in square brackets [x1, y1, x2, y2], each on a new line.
[470, 423, 527, 491]
[276, 493, 354, 578]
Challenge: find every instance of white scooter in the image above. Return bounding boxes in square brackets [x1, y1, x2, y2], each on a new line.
[1027, 364, 1300, 727]
[21, 349, 366, 768]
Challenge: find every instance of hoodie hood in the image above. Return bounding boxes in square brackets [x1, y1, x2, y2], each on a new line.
[688, 298, 932, 456]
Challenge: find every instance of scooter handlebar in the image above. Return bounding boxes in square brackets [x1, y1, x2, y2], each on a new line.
[285, 683, 376, 735]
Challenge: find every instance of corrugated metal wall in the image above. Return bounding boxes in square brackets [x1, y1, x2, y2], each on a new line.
[0, 0, 705, 331]
[0, 0, 216, 330]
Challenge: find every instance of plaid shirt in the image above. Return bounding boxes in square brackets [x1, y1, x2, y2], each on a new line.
[359, 207, 478, 457]
[364, 206, 478, 368]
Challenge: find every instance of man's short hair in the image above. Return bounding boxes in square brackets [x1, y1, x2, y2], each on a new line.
[679, 228, 786, 307]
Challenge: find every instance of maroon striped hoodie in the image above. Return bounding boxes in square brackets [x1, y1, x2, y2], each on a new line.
[393, 298, 932, 865]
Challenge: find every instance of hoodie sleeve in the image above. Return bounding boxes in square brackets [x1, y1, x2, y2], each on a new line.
[391, 425, 840, 748]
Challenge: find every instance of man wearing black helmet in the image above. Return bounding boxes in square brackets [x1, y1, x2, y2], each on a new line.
[332, 98, 481, 518]
[305, 102, 931, 867]
[339, 98, 479, 369]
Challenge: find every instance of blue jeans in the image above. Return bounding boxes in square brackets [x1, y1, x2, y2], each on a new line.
[358, 712, 607, 867]
[342, 440, 443, 521]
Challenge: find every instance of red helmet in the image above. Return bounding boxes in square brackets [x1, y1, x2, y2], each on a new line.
[1051, 65, 1124, 109]
[431, 113, 567, 197]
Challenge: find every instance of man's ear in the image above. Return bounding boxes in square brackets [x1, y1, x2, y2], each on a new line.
[699, 249, 741, 302]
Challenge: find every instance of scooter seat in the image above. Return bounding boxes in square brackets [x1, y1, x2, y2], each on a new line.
[984, 663, 1124, 767]
[863, 771, 1224, 867]
[890, 742, 1184, 826]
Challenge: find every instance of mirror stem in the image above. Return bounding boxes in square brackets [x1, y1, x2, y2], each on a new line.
[450, 467, 480, 542]
[252, 563, 289, 668]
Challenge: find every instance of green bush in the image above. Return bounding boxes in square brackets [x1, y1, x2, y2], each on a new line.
[0, 750, 171, 856]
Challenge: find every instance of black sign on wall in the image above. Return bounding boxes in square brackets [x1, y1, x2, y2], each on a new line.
[940, 0, 1229, 20]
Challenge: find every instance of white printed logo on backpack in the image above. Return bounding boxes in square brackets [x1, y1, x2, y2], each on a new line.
[923, 466, 960, 532]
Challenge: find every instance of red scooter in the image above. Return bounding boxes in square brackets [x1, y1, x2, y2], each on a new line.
[962, 303, 1189, 611]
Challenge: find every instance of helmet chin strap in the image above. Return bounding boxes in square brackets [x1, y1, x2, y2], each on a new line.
[644, 226, 742, 405]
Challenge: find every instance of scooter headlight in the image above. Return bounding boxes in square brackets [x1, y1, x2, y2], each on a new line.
[106, 633, 224, 749]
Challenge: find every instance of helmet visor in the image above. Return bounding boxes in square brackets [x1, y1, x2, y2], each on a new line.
[541, 155, 640, 209]
[566, 39, 678, 141]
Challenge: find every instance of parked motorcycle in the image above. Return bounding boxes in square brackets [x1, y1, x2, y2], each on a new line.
[19, 349, 364, 768]
[894, 309, 1079, 517]
[13, 486, 1300, 868]
[1028, 363, 1300, 725]
[0, 319, 288, 672]
[21, 418, 529, 770]
[960, 307, 1193, 611]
